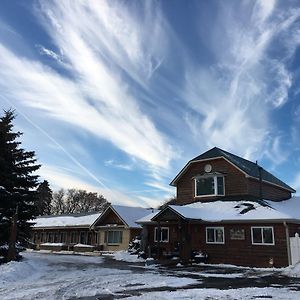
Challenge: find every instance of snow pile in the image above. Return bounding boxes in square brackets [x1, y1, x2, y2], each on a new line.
[282, 262, 300, 277]
[40, 243, 65, 246]
[74, 244, 94, 248]
[0, 255, 49, 286]
[111, 251, 145, 263]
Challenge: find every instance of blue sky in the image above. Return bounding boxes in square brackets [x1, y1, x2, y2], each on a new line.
[1, 0, 300, 208]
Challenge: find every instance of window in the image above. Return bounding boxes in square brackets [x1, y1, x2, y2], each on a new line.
[43, 232, 48, 242]
[206, 227, 225, 244]
[154, 227, 169, 242]
[33, 232, 38, 243]
[251, 227, 274, 245]
[80, 231, 86, 244]
[195, 175, 224, 197]
[87, 232, 92, 245]
[105, 231, 123, 244]
[95, 232, 99, 245]
[60, 232, 67, 243]
[48, 232, 54, 243]
[54, 232, 59, 243]
[71, 231, 78, 244]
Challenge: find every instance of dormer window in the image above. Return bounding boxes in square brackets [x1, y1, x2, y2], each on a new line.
[195, 174, 225, 197]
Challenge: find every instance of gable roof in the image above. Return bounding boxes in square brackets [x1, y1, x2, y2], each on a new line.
[170, 147, 295, 192]
[135, 209, 160, 224]
[152, 197, 300, 223]
[91, 204, 151, 228]
[33, 212, 102, 229]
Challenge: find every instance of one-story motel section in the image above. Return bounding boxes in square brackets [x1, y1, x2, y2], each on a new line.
[32, 147, 300, 268]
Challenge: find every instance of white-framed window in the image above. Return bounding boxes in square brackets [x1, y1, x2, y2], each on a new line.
[105, 230, 123, 244]
[206, 227, 225, 244]
[251, 227, 274, 245]
[154, 227, 169, 242]
[195, 175, 225, 197]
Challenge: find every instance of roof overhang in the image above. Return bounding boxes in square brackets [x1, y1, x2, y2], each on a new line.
[33, 225, 90, 230]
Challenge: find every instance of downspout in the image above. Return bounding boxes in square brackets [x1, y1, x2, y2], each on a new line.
[258, 165, 263, 200]
[284, 221, 292, 265]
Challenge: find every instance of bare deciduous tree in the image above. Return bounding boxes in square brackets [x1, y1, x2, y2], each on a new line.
[50, 189, 108, 215]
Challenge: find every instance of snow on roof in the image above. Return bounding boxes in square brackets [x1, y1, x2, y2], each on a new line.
[111, 205, 152, 228]
[33, 212, 102, 228]
[136, 210, 159, 224]
[161, 197, 300, 222]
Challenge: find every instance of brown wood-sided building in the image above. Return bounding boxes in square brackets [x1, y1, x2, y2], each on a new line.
[138, 147, 300, 268]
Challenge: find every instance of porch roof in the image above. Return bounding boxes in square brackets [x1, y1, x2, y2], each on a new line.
[152, 197, 300, 223]
[135, 210, 159, 224]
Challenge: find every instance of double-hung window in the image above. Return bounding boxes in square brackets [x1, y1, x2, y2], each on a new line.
[105, 231, 123, 244]
[195, 175, 224, 197]
[206, 227, 225, 244]
[251, 227, 274, 245]
[154, 227, 169, 242]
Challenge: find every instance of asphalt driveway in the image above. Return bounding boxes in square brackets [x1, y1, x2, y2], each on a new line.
[1, 252, 300, 300]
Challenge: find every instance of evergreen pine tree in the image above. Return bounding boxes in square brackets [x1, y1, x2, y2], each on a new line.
[36, 180, 53, 215]
[0, 109, 40, 261]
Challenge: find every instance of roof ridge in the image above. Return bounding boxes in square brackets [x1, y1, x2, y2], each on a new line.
[36, 211, 101, 218]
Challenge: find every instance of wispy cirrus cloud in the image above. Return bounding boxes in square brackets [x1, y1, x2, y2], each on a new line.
[144, 181, 174, 194]
[0, 0, 176, 172]
[1, 0, 300, 202]
[181, 0, 300, 162]
[104, 159, 133, 171]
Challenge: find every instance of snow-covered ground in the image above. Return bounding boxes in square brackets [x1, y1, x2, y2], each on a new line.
[105, 250, 145, 263]
[0, 251, 300, 299]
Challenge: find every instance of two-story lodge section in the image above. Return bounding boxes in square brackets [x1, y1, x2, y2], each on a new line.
[171, 147, 295, 204]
